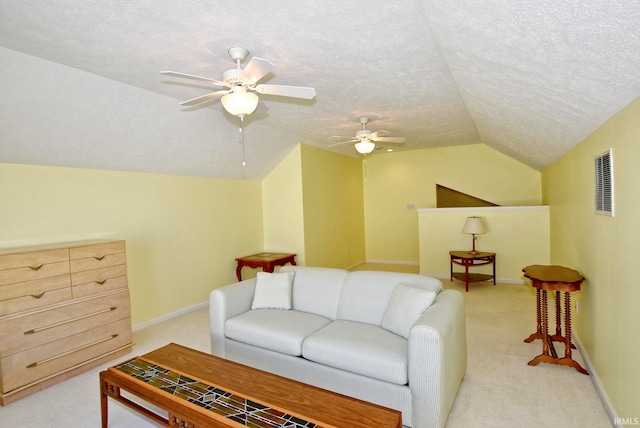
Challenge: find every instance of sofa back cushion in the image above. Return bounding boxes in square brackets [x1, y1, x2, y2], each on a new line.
[280, 266, 348, 320]
[337, 271, 443, 326]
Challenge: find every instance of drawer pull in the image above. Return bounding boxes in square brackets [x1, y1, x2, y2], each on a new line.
[30, 292, 46, 299]
[26, 334, 118, 368]
[96, 279, 108, 285]
[94, 255, 106, 261]
[24, 307, 117, 335]
[28, 264, 45, 271]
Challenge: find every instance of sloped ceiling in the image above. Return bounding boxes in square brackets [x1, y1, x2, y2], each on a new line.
[1, 1, 639, 179]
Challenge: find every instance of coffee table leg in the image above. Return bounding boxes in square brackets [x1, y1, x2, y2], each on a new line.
[100, 373, 109, 428]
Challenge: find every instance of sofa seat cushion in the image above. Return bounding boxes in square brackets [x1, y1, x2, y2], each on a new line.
[225, 309, 331, 356]
[301, 320, 408, 385]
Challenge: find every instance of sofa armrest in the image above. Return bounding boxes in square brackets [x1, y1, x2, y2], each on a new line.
[209, 278, 256, 358]
[408, 289, 467, 428]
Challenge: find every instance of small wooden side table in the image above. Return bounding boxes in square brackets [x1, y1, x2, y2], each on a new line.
[235, 252, 296, 281]
[450, 251, 496, 292]
[523, 264, 587, 375]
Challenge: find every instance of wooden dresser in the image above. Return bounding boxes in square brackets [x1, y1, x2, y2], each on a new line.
[0, 240, 132, 405]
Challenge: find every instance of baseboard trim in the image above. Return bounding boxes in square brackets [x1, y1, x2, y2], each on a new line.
[132, 300, 208, 332]
[365, 259, 420, 266]
[345, 261, 366, 270]
[573, 332, 619, 427]
[428, 273, 525, 284]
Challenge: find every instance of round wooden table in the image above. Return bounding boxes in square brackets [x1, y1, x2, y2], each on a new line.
[523, 265, 588, 375]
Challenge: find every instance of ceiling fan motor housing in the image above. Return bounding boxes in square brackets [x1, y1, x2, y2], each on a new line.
[356, 129, 373, 139]
[224, 47, 250, 85]
[222, 68, 246, 85]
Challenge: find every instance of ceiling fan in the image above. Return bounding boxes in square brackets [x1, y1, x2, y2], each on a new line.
[329, 117, 406, 154]
[161, 47, 316, 117]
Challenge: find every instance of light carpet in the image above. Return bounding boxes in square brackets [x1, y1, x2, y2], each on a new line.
[0, 270, 612, 427]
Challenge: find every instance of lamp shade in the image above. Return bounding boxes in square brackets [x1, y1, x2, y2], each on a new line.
[462, 216, 485, 235]
[354, 140, 376, 154]
[221, 90, 259, 117]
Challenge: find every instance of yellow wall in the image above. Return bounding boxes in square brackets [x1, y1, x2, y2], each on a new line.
[261, 144, 366, 269]
[419, 207, 550, 281]
[542, 97, 640, 421]
[364, 144, 542, 263]
[300, 145, 365, 268]
[0, 163, 263, 325]
[262, 145, 306, 266]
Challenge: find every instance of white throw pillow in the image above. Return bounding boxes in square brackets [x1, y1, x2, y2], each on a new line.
[382, 283, 437, 339]
[251, 271, 295, 310]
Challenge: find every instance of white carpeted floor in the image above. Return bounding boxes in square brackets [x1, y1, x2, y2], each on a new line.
[0, 267, 612, 427]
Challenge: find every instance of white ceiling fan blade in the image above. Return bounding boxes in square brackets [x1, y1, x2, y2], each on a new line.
[372, 137, 406, 143]
[179, 90, 230, 106]
[328, 140, 359, 149]
[161, 71, 226, 87]
[369, 130, 390, 140]
[241, 57, 275, 84]
[255, 84, 317, 99]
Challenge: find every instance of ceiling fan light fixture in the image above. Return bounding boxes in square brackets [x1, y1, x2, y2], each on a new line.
[354, 140, 376, 154]
[221, 89, 259, 117]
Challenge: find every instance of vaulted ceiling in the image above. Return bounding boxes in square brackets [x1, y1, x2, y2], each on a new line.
[1, 1, 639, 179]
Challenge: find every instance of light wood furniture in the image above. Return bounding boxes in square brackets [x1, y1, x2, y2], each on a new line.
[0, 240, 132, 405]
[523, 265, 587, 374]
[235, 252, 296, 281]
[450, 251, 496, 292]
[101, 343, 402, 428]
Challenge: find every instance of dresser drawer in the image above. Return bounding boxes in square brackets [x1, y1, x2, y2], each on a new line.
[0, 317, 132, 393]
[70, 264, 126, 285]
[70, 252, 125, 273]
[70, 265, 127, 298]
[0, 285, 72, 317]
[0, 249, 69, 271]
[72, 275, 128, 299]
[0, 261, 70, 287]
[69, 241, 125, 261]
[0, 274, 70, 302]
[0, 291, 131, 357]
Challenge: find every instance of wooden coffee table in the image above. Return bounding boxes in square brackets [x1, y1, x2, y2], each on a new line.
[100, 343, 401, 428]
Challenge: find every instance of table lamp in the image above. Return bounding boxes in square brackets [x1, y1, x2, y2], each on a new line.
[462, 216, 485, 254]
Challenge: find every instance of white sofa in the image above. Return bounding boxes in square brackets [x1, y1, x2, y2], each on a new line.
[209, 266, 466, 428]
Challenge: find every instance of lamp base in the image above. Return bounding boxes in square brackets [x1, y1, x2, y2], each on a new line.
[467, 234, 480, 255]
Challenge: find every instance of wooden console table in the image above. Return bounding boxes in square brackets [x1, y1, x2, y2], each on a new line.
[235, 252, 296, 281]
[450, 251, 496, 292]
[523, 265, 587, 374]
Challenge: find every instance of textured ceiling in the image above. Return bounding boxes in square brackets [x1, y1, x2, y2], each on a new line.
[1, 1, 639, 178]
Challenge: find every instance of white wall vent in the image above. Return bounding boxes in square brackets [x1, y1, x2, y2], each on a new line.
[595, 149, 614, 217]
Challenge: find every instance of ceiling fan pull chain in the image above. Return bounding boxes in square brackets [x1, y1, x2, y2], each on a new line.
[240, 116, 246, 166]
[363, 157, 367, 181]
